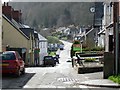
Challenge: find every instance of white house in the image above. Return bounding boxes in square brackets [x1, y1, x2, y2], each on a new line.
[98, 2, 114, 52]
[38, 33, 48, 65]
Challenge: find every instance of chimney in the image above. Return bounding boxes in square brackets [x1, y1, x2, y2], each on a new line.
[12, 10, 21, 23]
[2, 2, 12, 20]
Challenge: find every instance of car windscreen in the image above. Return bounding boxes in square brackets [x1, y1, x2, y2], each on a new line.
[0, 52, 16, 60]
[44, 57, 53, 60]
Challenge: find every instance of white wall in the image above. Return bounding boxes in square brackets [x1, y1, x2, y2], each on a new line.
[98, 34, 105, 47]
[39, 41, 48, 65]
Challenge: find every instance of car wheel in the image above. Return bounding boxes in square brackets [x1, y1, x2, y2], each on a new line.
[15, 68, 21, 77]
[52, 64, 54, 67]
[21, 67, 25, 75]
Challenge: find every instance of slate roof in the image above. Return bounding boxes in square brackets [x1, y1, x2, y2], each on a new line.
[20, 28, 34, 38]
[2, 14, 29, 40]
[34, 31, 47, 41]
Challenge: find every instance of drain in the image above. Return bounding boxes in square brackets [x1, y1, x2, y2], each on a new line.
[57, 78, 79, 82]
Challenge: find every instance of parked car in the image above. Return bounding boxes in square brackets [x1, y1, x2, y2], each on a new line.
[43, 56, 56, 67]
[53, 55, 59, 64]
[0, 51, 25, 77]
[59, 44, 64, 50]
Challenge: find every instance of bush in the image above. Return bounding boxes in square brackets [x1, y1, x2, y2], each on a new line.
[108, 75, 120, 84]
[83, 48, 91, 51]
[46, 36, 63, 44]
[84, 58, 96, 62]
[91, 46, 104, 51]
[83, 46, 105, 51]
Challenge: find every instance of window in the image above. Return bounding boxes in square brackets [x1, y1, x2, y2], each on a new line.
[0, 52, 16, 60]
[41, 42, 42, 48]
[43, 42, 45, 48]
[16, 52, 21, 59]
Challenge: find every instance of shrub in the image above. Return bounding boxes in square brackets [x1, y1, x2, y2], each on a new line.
[108, 75, 120, 84]
[84, 58, 96, 62]
[83, 46, 105, 51]
[73, 40, 80, 44]
[91, 46, 104, 51]
[46, 36, 63, 44]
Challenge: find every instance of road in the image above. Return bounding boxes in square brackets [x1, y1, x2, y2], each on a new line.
[1, 41, 119, 89]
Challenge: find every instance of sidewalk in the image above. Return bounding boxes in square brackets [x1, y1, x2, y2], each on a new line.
[80, 79, 120, 88]
[73, 62, 120, 88]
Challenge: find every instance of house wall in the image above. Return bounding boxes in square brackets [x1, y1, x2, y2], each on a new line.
[2, 17, 30, 65]
[39, 41, 48, 65]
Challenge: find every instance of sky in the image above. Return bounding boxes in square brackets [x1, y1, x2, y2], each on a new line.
[1, 0, 11, 3]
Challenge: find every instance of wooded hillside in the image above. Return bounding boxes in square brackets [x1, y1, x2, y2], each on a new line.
[10, 2, 95, 28]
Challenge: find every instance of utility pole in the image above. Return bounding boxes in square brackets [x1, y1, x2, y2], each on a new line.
[0, 1, 2, 52]
[113, 2, 119, 75]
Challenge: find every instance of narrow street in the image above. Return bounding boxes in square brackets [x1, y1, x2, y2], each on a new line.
[2, 41, 113, 89]
[1, 1, 120, 90]
[23, 40, 103, 88]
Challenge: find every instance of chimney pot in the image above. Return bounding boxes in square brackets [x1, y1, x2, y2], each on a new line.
[7, 2, 8, 6]
[4, 2, 5, 6]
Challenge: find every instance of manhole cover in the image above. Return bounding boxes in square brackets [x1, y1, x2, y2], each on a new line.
[57, 78, 79, 82]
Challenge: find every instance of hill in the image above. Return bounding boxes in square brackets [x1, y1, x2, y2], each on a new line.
[10, 2, 95, 28]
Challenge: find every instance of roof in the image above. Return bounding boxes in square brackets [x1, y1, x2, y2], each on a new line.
[38, 34, 47, 41]
[23, 25, 30, 28]
[20, 28, 34, 38]
[34, 30, 47, 41]
[2, 14, 29, 40]
[11, 18, 24, 28]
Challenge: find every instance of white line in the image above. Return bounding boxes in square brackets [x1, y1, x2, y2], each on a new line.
[79, 85, 89, 90]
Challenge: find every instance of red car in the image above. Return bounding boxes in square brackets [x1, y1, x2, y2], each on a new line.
[0, 51, 25, 77]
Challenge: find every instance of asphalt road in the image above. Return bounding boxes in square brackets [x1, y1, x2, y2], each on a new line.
[1, 40, 119, 90]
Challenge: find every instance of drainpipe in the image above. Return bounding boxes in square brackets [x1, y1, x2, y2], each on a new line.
[104, 3, 109, 52]
[0, 1, 2, 52]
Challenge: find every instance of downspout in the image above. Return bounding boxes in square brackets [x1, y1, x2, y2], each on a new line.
[104, 2, 109, 52]
[0, 1, 2, 52]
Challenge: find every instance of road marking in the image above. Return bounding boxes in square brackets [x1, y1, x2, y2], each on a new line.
[85, 77, 89, 79]
[79, 85, 89, 90]
[57, 78, 80, 83]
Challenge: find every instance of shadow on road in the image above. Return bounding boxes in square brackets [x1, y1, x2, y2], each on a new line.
[2, 73, 35, 89]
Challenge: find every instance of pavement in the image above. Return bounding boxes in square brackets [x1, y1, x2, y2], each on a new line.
[80, 79, 120, 88]
[73, 61, 120, 88]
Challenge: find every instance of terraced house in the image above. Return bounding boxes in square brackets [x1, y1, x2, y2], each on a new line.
[2, 2, 37, 66]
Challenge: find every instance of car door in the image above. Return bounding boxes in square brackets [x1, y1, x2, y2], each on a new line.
[16, 52, 24, 68]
